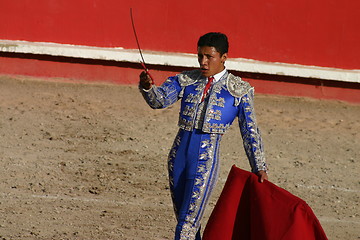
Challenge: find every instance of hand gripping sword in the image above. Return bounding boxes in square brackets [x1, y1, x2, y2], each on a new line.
[130, 8, 155, 84]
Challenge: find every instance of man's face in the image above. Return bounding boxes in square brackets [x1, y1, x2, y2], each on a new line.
[198, 46, 227, 77]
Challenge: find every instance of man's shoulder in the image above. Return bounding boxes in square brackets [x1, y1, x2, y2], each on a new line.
[226, 73, 253, 98]
[177, 69, 202, 86]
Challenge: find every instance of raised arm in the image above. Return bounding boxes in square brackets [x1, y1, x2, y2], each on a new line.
[139, 71, 183, 109]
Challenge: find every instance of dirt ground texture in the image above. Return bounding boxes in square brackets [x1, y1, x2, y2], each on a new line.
[0, 75, 359, 240]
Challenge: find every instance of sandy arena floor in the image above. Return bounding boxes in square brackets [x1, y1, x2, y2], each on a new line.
[0, 75, 359, 239]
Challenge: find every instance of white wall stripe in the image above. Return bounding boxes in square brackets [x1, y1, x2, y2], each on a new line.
[1, 39, 359, 83]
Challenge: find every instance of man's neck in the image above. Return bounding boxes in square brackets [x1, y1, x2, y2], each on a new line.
[212, 68, 227, 82]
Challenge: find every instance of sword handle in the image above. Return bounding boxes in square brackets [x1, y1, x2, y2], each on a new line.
[140, 62, 155, 85]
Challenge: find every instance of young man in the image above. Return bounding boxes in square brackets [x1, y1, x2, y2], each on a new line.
[139, 32, 268, 240]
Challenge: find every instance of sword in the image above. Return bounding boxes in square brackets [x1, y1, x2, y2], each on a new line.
[130, 8, 155, 84]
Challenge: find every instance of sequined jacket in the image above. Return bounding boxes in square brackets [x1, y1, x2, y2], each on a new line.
[140, 69, 267, 172]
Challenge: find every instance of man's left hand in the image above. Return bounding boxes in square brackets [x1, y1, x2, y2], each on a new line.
[256, 170, 268, 183]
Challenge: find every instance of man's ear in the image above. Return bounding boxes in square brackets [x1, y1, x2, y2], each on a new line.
[221, 53, 228, 63]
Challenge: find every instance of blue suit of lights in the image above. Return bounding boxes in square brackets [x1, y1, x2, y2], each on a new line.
[141, 69, 267, 240]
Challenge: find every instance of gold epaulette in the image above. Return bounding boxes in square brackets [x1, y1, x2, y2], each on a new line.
[226, 73, 253, 98]
[177, 70, 202, 87]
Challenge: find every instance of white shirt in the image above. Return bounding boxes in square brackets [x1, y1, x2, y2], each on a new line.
[211, 68, 227, 83]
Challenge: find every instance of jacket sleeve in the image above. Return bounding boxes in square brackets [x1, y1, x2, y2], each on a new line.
[140, 76, 183, 109]
[237, 88, 268, 173]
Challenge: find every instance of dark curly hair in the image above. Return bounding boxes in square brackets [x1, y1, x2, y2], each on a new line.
[197, 32, 229, 56]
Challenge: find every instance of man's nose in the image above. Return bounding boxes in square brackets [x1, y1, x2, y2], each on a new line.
[200, 57, 208, 66]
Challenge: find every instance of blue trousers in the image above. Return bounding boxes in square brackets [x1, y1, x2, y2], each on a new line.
[168, 129, 222, 240]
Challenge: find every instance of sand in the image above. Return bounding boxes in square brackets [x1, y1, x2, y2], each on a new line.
[0, 75, 359, 240]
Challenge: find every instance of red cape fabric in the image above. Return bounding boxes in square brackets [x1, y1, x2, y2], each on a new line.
[203, 165, 328, 240]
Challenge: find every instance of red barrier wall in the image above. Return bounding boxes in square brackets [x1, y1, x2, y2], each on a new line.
[1, 54, 359, 104]
[1, 0, 359, 70]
